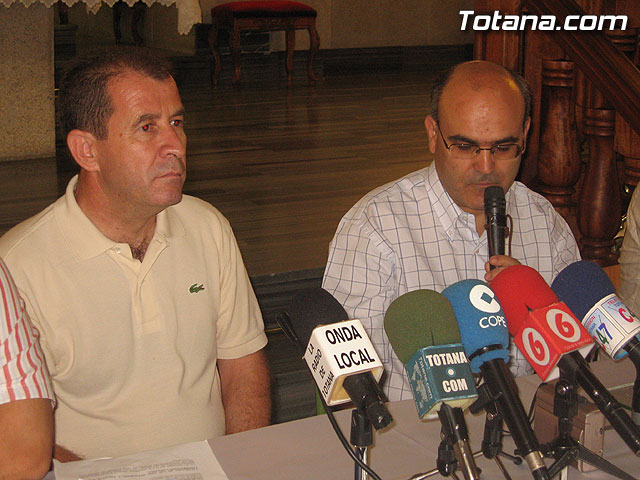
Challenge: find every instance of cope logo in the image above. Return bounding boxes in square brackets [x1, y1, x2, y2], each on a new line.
[469, 284, 507, 329]
[469, 284, 501, 313]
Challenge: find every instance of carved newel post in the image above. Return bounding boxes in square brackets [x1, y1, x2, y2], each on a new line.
[536, 60, 580, 220]
[579, 108, 620, 265]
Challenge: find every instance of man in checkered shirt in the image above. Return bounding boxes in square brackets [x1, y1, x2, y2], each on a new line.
[322, 61, 580, 401]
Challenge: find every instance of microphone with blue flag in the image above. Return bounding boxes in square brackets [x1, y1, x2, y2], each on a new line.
[384, 289, 478, 417]
[551, 260, 640, 362]
[552, 260, 640, 422]
[443, 279, 550, 480]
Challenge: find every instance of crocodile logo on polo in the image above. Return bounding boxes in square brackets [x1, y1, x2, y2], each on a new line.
[189, 283, 205, 294]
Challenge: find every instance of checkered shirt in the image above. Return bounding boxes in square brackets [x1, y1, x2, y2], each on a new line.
[322, 163, 580, 401]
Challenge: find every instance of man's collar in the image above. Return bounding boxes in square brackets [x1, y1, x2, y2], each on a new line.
[55, 175, 185, 260]
[425, 163, 474, 239]
[426, 164, 517, 241]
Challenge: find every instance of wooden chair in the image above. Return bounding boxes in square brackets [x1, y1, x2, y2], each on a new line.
[209, 1, 319, 86]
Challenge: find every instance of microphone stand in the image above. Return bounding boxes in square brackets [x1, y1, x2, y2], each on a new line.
[621, 338, 640, 425]
[481, 399, 521, 480]
[437, 425, 459, 478]
[633, 373, 640, 425]
[351, 410, 373, 480]
[470, 384, 523, 480]
[437, 404, 480, 479]
[541, 361, 636, 480]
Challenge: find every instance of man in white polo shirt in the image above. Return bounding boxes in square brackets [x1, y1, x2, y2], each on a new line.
[0, 47, 270, 461]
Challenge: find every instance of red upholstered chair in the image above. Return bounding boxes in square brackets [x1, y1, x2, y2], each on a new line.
[209, 1, 320, 86]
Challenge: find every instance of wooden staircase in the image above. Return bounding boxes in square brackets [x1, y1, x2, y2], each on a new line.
[475, 0, 640, 265]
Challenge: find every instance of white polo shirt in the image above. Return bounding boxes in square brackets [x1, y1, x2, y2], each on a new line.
[0, 176, 267, 458]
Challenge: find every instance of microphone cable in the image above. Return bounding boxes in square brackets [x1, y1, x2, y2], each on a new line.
[275, 310, 384, 480]
[316, 385, 385, 480]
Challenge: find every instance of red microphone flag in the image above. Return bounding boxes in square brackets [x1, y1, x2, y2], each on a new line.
[491, 265, 593, 380]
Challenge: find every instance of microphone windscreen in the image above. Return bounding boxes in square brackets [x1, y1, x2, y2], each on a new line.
[490, 265, 558, 334]
[442, 279, 509, 373]
[484, 185, 505, 208]
[287, 288, 349, 347]
[384, 290, 460, 364]
[551, 260, 615, 321]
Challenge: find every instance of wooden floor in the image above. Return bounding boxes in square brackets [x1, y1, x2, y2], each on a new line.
[183, 72, 438, 277]
[1, 66, 447, 279]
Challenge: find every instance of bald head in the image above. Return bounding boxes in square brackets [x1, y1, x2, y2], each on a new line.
[430, 61, 530, 130]
[424, 60, 532, 232]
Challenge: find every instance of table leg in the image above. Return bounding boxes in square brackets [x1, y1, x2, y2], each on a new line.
[307, 24, 319, 82]
[132, 1, 146, 46]
[231, 25, 242, 85]
[208, 24, 222, 86]
[286, 28, 295, 86]
[113, 1, 123, 44]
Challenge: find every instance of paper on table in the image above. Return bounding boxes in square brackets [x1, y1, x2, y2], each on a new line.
[53, 440, 228, 479]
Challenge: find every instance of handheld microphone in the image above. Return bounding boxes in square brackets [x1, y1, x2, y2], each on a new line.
[491, 265, 640, 455]
[384, 290, 479, 480]
[484, 186, 507, 265]
[442, 279, 550, 480]
[283, 288, 392, 430]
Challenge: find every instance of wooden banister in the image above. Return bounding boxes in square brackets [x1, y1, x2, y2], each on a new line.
[521, 0, 640, 136]
[475, 0, 640, 265]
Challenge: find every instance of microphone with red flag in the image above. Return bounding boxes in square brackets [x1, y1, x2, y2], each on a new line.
[490, 265, 592, 380]
[491, 265, 640, 456]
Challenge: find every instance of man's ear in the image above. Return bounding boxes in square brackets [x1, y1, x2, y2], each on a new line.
[66, 129, 100, 172]
[424, 115, 438, 154]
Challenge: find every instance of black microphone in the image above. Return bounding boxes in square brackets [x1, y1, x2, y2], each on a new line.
[484, 186, 507, 267]
[384, 290, 480, 480]
[493, 265, 640, 456]
[279, 288, 392, 430]
[443, 279, 550, 480]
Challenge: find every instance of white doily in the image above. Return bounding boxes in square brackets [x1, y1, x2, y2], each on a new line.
[2, 0, 201, 34]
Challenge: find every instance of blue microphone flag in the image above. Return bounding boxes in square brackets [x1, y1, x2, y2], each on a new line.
[442, 279, 510, 373]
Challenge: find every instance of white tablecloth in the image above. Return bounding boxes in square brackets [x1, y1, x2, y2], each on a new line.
[209, 358, 640, 479]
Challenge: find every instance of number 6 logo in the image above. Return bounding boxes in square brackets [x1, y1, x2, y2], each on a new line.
[522, 328, 550, 366]
[546, 309, 581, 343]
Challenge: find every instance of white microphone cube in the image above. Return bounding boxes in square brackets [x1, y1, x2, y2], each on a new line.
[582, 293, 640, 359]
[303, 319, 383, 406]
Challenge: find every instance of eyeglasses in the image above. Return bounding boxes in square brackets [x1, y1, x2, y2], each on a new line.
[437, 125, 524, 160]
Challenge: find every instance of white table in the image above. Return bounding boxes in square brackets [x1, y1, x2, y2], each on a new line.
[209, 358, 640, 479]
